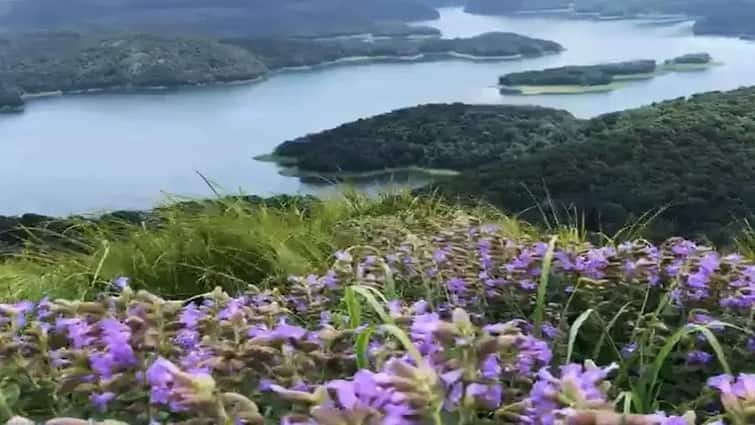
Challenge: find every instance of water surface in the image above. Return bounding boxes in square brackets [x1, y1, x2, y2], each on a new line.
[2, 8, 755, 215]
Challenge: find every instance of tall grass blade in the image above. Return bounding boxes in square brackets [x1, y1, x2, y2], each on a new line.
[533, 235, 557, 338]
[350, 285, 393, 325]
[355, 326, 374, 369]
[567, 308, 594, 363]
[344, 286, 362, 329]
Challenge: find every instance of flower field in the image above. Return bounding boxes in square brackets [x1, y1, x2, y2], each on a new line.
[1, 211, 754, 425]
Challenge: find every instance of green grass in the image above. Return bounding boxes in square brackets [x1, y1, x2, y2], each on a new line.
[0, 191, 542, 302]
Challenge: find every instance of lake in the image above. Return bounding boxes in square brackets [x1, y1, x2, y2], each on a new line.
[2, 7, 755, 216]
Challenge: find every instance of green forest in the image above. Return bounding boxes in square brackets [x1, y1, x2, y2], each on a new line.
[434, 87, 755, 242]
[272, 103, 581, 172]
[498, 60, 657, 87]
[0, 31, 560, 110]
[466, 0, 755, 38]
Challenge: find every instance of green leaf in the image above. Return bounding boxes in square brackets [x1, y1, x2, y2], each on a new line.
[350, 285, 393, 325]
[567, 308, 594, 363]
[381, 324, 423, 367]
[355, 326, 374, 369]
[1, 383, 20, 407]
[645, 324, 732, 411]
[344, 286, 362, 329]
[592, 301, 632, 359]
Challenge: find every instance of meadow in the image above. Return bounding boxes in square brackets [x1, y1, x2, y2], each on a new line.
[0, 192, 752, 424]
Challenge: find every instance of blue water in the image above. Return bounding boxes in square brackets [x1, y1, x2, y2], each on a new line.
[2, 7, 754, 215]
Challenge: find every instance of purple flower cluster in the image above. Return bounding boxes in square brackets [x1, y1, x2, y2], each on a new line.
[1, 233, 754, 424]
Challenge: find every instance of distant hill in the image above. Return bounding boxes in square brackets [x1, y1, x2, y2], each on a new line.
[0, 0, 442, 37]
[468, 0, 755, 38]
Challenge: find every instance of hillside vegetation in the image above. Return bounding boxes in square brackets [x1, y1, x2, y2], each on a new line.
[271, 103, 581, 172]
[499, 59, 657, 87]
[0, 193, 754, 424]
[0, 0, 441, 37]
[223, 32, 562, 69]
[264, 86, 755, 242]
[435, 87, 755, 242]
[0, 31, 561, 111]
[468, 0, 755, 38]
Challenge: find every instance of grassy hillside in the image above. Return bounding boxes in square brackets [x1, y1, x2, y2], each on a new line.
[434, 87, 755, 242]
[0, 192, 754, 424]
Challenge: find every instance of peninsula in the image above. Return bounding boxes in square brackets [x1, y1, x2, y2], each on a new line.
[0, 31, 563, 112]
[258, 103, 581, 181]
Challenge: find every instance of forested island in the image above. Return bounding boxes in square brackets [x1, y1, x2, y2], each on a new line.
[499, 60, 657, 94]
[498, 54, 714, 95]
[663, 52, 715, 70]
[0, 31, 562, 111]
[261, 86, 755, 242]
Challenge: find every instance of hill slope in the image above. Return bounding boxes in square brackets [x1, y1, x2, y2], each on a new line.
[0, 0, 441, 37]
[434, 87, 755, 242]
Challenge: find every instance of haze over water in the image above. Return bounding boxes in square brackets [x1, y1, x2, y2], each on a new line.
[2, 7, 755, 216]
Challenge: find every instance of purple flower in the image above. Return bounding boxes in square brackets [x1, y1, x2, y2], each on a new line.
[447, 277, 466, 293]
[321, 270, 338, 289]
[100, 318, 137, 366]
[466, 383, 503, 409]
[113, 276, 129, 290]
[433, 248, 448, 263]
[218, 297, 245, 321]
[56, 317, 94, 349]
[516, 335, 552, 376]
[179, 304, 203, 328]
[90, 391, 115, 412]
[272, 319, 307, 340]
[686, 350, 713, 366]
[89, 352, 116, 378]
[387, 300, 402, 317]
[412, 300, 429, 314]
[481, 354, 501, 379]
[671, 240, 697, 256]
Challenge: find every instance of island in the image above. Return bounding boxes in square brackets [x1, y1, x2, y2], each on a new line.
[0, 31, 563, 112]
[662, 52, 716, 71]
[257, 103, 581, 181]
[498, 60, 657, 95]
[498, 54, 715, 95]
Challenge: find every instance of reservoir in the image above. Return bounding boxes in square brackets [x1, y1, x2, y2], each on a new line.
[2, 7, 755, 216]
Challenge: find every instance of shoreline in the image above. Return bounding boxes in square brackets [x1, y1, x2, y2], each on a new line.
[279, 165, 461, 182]
[255, 154, 460, 182]
[14, 50, 555, 105]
